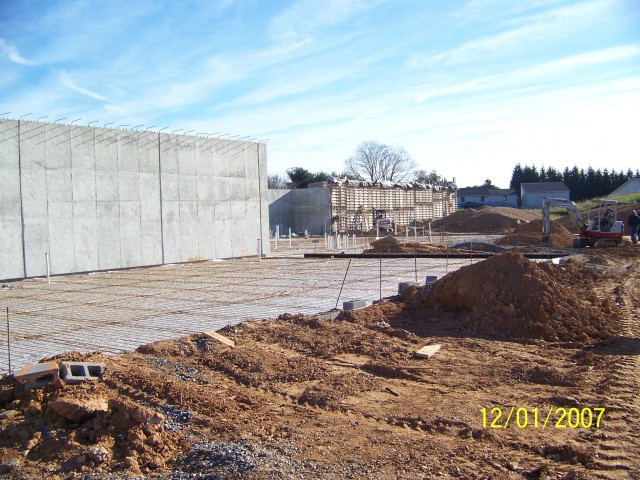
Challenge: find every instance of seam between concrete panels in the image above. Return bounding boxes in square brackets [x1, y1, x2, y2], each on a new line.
[17, 120, 28, 278]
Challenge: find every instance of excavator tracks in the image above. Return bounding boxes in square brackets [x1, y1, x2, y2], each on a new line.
[591, 267, 640, 478]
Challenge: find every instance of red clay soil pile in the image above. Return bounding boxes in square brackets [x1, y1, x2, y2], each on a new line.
[430, 206, 538, 233]
[496, 219, 576, 247]
[418, 252, 618, 343]
[365, 236, 450, 254]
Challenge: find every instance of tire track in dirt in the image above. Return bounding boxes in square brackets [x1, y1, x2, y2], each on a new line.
[591, 273, 640, 479]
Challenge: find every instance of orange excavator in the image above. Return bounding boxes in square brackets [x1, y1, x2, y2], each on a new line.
[542, 198, 623, 248]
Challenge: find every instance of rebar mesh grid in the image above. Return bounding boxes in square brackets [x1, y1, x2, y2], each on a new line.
[1, 255, 474, 375]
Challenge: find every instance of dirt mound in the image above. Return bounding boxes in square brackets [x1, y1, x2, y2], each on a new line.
[417, 252, 618, 343]
[0, 373, 186, 476]
[496, 219, 576, 247]
[365, 235, 453, 254]
[431, 206, 539, 233]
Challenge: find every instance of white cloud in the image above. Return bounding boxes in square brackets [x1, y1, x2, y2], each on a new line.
[59, 73, 109, 102]
[411, 0, 615, 67]
[416, 76, 497, 102]
[0, 39, 35, 65]
[268, 0, 383, 42]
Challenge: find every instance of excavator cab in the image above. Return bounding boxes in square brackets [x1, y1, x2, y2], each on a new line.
[372, 209, 393, 231]
[587, 200, 622, 235]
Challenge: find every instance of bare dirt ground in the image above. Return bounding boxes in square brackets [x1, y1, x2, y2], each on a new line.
[0, 239, 638, 479]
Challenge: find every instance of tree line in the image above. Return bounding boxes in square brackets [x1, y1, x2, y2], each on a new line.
[510, 164, 640, 202]
[268, 140, 445, 189]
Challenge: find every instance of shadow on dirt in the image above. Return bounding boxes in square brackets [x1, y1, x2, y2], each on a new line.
[589, 336, 640, 356]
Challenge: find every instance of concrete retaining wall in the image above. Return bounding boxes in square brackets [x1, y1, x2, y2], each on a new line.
[266, 187, 332, 235]
[0, 119, 268, 280]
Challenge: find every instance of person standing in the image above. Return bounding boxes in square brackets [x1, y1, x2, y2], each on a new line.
[628, 210, 640, 244]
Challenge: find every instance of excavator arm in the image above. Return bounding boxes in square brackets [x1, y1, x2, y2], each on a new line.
[542, 197, 586, 241]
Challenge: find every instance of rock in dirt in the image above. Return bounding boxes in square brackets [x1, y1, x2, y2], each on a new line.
[87, 446, 109, 463]
[0, 458, 21, 474]
[50, 395, 109, 422]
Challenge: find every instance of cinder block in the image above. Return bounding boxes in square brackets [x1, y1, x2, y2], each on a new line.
[59, 361, 105, 383]
[14, 361, 59, 390]
[398, 282, 421, 294]
[343, 300, 367, 310]
[426, 275, 438, 284]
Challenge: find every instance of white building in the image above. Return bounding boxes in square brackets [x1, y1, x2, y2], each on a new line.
[520, 182, 570, 208]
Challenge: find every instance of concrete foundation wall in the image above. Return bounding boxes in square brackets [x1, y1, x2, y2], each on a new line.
[266, 187, 332, 235]
[0, 119, 268, 280]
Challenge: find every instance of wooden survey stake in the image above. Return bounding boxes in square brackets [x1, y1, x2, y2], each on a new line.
[203, 331, 235, 348]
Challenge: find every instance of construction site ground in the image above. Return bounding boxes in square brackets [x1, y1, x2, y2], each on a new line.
[0, 233, 639, 479]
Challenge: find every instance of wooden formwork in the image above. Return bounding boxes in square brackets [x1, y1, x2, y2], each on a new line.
[329, 182, 457, 233]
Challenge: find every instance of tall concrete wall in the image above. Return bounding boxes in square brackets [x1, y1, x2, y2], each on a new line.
[0, 119, 268, 280]
[266, 187, 332, 235]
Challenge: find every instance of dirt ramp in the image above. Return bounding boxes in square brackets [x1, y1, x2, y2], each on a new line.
[496, 219, 575, 247]
[418, 252, 617, 343]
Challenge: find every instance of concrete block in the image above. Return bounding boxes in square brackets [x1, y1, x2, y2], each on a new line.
[426, 275, 438, 284]
[415, 344, 441, 359]
[343, 300, 367, 310]
[14, 361, 59, 390]
[202, 331, 235, 348]
[60, 361, 105, 383]
[398, 281, 421, 294]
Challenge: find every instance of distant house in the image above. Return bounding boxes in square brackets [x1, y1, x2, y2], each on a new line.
[520, 182, 570, 208]
[457, 187, 518, 208]
[609, 178, 640, 197]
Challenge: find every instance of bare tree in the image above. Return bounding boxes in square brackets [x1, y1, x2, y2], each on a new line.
[268, 174, 289, 189]
[344, 141, 416, 183]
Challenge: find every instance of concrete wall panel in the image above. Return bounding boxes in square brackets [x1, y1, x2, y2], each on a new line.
[48, 201, 75, 274]
[72, 170, 96, 202]
[47, 170, 73, 201]
[140, 143, 159, 173]
[96, 172, 119, 201]
[0, 121, 24, 279]
[196, 151, 214, 176]
[179, 175, 198, 200]
[119, 201, 142, 267]
[97, 201, 121, 270]
[2, 122, 266, 279]
[72, 134, 94, 170]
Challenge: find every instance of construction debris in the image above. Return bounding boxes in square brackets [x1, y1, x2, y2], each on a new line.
[415, 344, 441, 358]
[202, 331, 236, 348]
[13, 361, 59, 390]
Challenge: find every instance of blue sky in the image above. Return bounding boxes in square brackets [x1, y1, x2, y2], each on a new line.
[1, 0, 639, 188]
